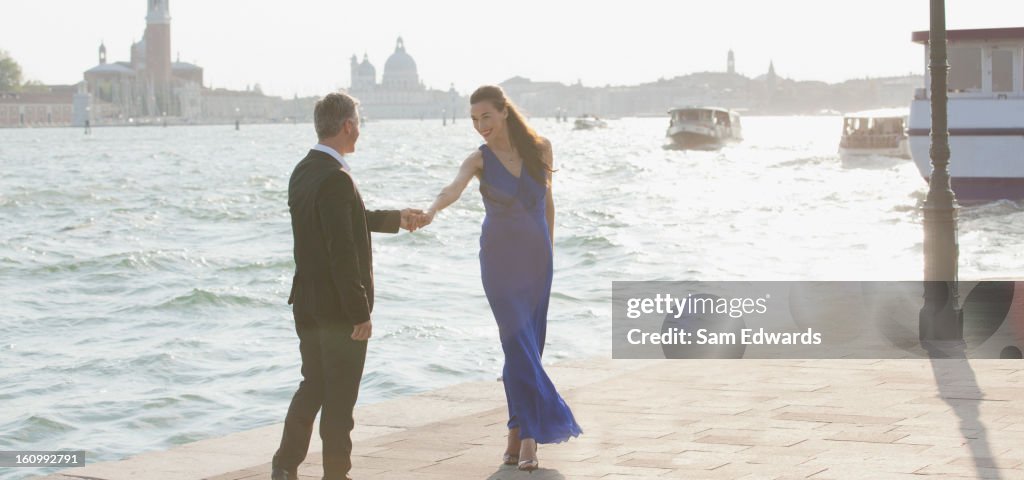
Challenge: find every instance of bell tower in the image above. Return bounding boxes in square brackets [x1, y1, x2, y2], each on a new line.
[144, 0, 172, 115]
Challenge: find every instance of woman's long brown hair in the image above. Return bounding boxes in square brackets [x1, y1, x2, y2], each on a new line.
[470, 85, 553, 187]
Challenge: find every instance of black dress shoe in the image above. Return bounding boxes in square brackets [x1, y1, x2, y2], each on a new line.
[271, 467, 296, 480]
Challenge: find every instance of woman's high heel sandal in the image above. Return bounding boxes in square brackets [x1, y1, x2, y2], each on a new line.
[504, 427, 520, 465]
[518, 441, 538, 471]
[517, 458, 539, 471]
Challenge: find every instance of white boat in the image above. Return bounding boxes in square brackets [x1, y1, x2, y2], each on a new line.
[839, 108, 911, 159]
[908, 27, 1024, 202]
[574, 114, 607, 130]
[666, 107, 742, 149]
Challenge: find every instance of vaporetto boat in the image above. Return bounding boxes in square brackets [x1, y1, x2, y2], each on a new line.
[838, 108, 911, 159]
[666, 107, 742, 150]
[908, 27, 1024, 202]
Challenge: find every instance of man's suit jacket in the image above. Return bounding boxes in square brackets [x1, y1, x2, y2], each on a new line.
[287, 149, 401, 325]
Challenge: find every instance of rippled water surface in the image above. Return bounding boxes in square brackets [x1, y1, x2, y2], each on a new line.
[1, 117, 1022, 479]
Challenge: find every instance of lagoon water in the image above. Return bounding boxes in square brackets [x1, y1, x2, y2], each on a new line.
[1, 117, 1022, 479]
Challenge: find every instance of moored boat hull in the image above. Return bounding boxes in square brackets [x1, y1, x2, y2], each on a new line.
[908, 98, 1024, 202]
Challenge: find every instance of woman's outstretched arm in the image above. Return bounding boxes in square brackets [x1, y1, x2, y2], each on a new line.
[420, 150, 483, 228]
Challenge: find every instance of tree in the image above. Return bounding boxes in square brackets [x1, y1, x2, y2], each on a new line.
[0, 49, 24, 91]
[21, 80, 47, 93]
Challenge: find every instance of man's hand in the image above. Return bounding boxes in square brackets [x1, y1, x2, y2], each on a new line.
[400, 208, 425, 232]
[351, 319, 372, 341]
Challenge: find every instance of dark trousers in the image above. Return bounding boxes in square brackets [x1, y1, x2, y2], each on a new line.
[273, 304, 367, 479]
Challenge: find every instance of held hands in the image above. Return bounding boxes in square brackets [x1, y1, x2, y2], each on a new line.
[400, 208, 424, 232]
[415, 209, 435, 230]
[400, 208, 435, 232]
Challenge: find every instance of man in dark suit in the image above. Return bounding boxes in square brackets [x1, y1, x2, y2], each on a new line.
[272, 92, 421, 480]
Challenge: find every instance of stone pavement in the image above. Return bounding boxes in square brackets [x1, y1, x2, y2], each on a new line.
[38, 358, 1024, 479]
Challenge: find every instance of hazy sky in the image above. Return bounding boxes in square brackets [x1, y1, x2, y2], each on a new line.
[1, 1, 1021, 97]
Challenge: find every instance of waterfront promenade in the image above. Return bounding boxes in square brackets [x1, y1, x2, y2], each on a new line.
[38, 358, 1024, 480]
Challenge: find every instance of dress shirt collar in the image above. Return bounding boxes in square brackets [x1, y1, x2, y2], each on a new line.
[312, 144, 351, 172]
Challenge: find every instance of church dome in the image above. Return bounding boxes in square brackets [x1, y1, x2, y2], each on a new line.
[358, 54, 376, 77]
[383, 37, 417, 77]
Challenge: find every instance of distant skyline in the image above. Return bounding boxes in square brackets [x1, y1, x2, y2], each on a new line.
[1, 1, 1020, 97]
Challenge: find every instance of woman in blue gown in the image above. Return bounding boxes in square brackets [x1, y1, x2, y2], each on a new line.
[420, 85, 582, 471]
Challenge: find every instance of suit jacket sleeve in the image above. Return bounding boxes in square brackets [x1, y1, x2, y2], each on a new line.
[316, 172, 371, 325]
[366, 209, 401, 233]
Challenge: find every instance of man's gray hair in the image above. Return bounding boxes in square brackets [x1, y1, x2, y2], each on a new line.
[314, 92, 359, 140]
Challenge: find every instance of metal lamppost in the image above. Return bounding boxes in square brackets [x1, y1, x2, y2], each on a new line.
[919, 0, 963, 342]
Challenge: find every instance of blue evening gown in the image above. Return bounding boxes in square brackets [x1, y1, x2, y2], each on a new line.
[477, 144, 582, 444]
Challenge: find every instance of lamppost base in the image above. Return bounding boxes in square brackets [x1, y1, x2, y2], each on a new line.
[920, 338, 967, 359]
[918, 293, 963, 342]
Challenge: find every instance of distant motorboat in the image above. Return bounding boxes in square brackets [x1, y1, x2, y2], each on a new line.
[908, 27, 1024, 202]
[666, 107, 742, 149]
[574, 114, 607, 130]
[838, 108, 911, 159]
